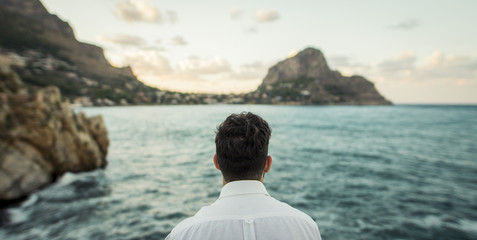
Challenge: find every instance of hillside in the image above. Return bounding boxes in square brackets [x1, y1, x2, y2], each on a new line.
[0, 0, 391, 106]
[0, 0, 168, 105]
[247, 48, 392, 105]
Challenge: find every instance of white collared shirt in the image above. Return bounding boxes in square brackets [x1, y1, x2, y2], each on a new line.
[166, 180, 322, 240]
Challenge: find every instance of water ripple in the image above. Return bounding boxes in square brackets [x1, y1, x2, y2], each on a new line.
[1, 105, 476, 240]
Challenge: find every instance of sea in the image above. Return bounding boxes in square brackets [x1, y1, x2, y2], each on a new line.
[1, 105, 476, 240]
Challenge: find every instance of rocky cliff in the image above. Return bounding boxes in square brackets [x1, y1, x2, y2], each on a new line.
[0, 0, 392, 106]
[249, 47, 392, 105]
[0, 0, 75, 38]
[0, 0, 161, 106]
[0, 65, 109, 201]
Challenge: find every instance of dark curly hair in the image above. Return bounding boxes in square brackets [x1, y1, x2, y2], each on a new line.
[215, 112, 272, 182]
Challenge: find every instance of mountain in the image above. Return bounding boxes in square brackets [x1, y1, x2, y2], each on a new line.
[247, 48, 392, 105]
[0, 0, 163, 105]
[0, 0, 242, 106]
[0, 0, 75, 38]
[0, 0, 391, 106]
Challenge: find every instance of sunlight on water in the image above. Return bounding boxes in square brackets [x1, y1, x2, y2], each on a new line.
[1, 105, 476, 240]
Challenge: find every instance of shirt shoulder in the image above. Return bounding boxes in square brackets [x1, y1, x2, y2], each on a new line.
[166, 215, 321, 240]
[166, 182, 321, 239]
[166, 198, 321, 240]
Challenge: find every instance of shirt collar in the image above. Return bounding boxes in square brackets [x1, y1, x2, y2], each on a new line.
[219, 180, 270, 199]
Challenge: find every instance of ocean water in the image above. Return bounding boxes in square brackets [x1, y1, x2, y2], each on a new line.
[1, 105, 476, 240]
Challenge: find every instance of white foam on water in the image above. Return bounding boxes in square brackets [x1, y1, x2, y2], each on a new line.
[7, 208, 28, 225]
[56, 172, 79, 186]
[19, 194, 38, 208]
[422, 215, 442, 228]
[5, 195, 39, 225]
[458, 219, 477, 234]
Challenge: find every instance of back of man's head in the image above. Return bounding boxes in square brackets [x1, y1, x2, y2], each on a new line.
[215, 112, 272, 182]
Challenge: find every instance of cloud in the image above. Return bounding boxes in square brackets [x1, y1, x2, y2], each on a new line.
[141, 46, 165, 51]
[328, 55, 352, 67]
[177, 56, 231, 75]
[244, 26, 258, 34]
[374, 51, 477, 85]
[240, 61, 264, 69]
[100, 34, 147, 47]
[329, 51, 477, 85]
[255, 10, 280, 22]
[419, 52, 477, 80]
[374, 52, 477, 103]
[115, 0, 161, 23]
[327, 55, 372, 76]
[323, 52, 477, 103]
[167, 10, 178, 24]
[231, 61, 267, 80]
[287, 49, 299, 58]
[120, 50, 172, 76]
[377, 51, 416, 75]
[231, 7, 244, 20]
[171, 36, 187, 46]
[116, 51, 265, 93]
[388, 19, 419, 30]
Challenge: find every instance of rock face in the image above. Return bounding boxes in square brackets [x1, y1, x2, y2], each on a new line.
[0, 0, 75, 38]
[1, 1, 391, 106]
[0, 66, 109, 201]
[251, 47, 392, 105]
[0, 0, 161, 105]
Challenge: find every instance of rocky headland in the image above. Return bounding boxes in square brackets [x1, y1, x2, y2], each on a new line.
[0, 65, 109, 202]
[0, 0, 162, 106]
[0, 0, 391, 205]
[0, 0, 391, 106]
[246, 48, 392, 105]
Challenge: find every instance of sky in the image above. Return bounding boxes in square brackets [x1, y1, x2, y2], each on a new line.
[40, 0, 477, 104]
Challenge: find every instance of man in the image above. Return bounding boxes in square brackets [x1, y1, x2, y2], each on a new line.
[166, 112, 322, 240]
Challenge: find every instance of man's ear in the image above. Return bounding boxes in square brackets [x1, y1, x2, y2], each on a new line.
[213, 154, 221, 170]
[264, 156, 272, 173]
